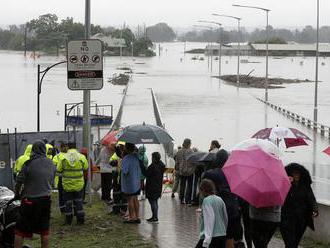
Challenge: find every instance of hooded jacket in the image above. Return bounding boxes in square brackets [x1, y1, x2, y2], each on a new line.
[14, 144, 32, 175]
[16, 141, 56, 198]
[57, 149, 89, 192]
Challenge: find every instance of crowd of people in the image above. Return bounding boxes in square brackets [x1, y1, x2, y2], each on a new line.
[11, 136, 320, 248]
[171, 138, 319, 248]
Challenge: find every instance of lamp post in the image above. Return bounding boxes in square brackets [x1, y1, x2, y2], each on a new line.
[37, 61, 67, 132]
[194, 25, 214, 70]
[233, 4, 270, 102]
[198, 21, 223, 79]
[314, 0, 320, 125]
[213, 14, 241, 87]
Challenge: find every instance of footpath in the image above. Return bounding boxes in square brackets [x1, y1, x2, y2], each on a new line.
[118, 82, 286, 248]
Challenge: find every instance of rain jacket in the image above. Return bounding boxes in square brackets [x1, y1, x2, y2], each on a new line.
[46, 143, 54, 159]
[14, 144, 32, 175]
[53, 152, 66, 188]
[57, 149, 88, 192]
[138, 146, 148, 180]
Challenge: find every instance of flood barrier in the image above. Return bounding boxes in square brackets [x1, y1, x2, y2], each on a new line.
[256, 98, 330, 139]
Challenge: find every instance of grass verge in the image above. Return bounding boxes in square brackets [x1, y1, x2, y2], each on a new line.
[24, 193, 153, 248]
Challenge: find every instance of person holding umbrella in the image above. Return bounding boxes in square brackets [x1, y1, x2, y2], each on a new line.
[280, 163, 318, 248]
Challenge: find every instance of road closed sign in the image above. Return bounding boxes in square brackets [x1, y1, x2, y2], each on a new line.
[67, 39, 103, 90]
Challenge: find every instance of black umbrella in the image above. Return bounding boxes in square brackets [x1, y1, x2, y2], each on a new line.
[186, 152, 207, 162]
[198, 152, 217, 162]
[116, 123, 174, 144]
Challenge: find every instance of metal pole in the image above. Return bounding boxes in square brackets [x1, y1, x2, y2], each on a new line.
[265, 10, 269, 102]
[237, 19, 241, 86]
[314, 0, 319, 125]
[24, 23, 27, 57]
[84, 0, 92, 203]
[218, 29, 221, 79]
[210, 41, 213, 72]
[37, 65, 40, 132]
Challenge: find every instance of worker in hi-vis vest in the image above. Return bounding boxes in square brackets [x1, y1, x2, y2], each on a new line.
[52, 142, 68, 213]
[57, 142, 88, 225]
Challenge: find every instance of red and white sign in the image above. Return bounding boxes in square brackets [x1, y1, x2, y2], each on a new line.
[67, 39, 103, 90]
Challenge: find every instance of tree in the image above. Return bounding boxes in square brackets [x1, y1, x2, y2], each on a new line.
[146, 23, 176, 42]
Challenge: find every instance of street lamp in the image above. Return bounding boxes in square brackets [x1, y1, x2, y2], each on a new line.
[37, 61, 67, 132]
[198, 21, 223, 79]
[194, 25, 214, 70]
[314, 0, 320, 125]
[233, 4, 270, 102]
[213, 14, 241, 87]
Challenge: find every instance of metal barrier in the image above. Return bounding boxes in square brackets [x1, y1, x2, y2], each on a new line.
[110, 83, 129, 131]
[256, 97, 330, 138]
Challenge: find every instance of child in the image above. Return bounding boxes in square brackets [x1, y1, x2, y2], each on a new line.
[195, 179, 228, 248]
[145, 152, 165, 222]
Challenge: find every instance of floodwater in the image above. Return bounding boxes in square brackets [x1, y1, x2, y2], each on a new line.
[1, 42, 330, 201]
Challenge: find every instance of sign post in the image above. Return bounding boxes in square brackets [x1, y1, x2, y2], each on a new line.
[67, 39, 103, 90]
[67, 38, 103, 204]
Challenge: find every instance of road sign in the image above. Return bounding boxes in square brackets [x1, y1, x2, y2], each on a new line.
[67, 39, 103, 90]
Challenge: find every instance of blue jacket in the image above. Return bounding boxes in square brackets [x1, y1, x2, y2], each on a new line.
[121, 154, 141, 194]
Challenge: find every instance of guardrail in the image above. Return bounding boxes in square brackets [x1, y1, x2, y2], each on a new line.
[256, 98, 330, 138]
[110, 83, 129, 131]
[150, 88, 164, 128]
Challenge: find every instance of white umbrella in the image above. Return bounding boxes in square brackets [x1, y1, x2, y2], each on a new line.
[231, 138, 282, 157]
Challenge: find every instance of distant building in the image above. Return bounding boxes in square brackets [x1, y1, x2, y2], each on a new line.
[205, 43, 252, 56]
[205, 42, 330, 57]
[250, 43, 330, 57]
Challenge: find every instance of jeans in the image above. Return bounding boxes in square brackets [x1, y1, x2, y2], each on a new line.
[148, 199, 159, 219]
[63, 190, 84, 224]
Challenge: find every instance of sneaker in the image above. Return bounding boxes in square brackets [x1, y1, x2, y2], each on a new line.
[171, 193, 175, 198]
[146, 217, 154, 222]
[149, 218, 158, 223]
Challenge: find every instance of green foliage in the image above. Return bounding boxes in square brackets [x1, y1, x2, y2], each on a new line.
[254, 37, 287, 44]
[146, 23, 176, 42]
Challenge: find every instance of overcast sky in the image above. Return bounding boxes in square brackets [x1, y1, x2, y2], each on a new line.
[1, 0, 330, 30]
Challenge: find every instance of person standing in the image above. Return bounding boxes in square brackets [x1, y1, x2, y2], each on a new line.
[57, 142, 89, 225]
[96, 143, 115, 203]
[171, 146, 181, 198]
[14, 144, 32, 178]
[176, 138, 194, 204]
[202, 149, 240, 248]
[138, 146, 148, 200]
[280, 163, 318, 248]
[52, 142, 68, 213]
[146, 152, 165, 223]
[14, 140, 56, 248]
[121, 143, 141, 223]
[195, 179, 227, 248]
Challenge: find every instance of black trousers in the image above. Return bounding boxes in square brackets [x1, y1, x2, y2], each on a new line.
[280, 216, 307, 248]
[179, 175, 193, 204]
[251, 219, 278, 248]
[101, 172, 113, 201]
[195, 236, 226, 248]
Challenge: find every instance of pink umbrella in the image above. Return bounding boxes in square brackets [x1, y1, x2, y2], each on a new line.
[101, 130, 119, 146]
[222, 147, 291, 208]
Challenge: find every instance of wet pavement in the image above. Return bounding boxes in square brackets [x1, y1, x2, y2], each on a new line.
[138, 193, 286, 248]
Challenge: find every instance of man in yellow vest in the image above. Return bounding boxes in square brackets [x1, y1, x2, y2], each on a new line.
[57, 142, 88, 225]
[52, 142, 68, 213]
[14, 144, 32, 177]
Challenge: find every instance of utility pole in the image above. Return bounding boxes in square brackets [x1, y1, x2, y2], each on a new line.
[83, 0, 92, 203]
[24, 23, 27, 57]
[314, 0, 320, 126]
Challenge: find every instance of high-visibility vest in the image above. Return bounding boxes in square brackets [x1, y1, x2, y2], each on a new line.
[14, 144, 32, 175]
[57, 149, 88, 192]
[53, 152, 66, 188]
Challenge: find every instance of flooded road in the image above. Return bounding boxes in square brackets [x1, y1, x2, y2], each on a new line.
[0, 42, 330, 200]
